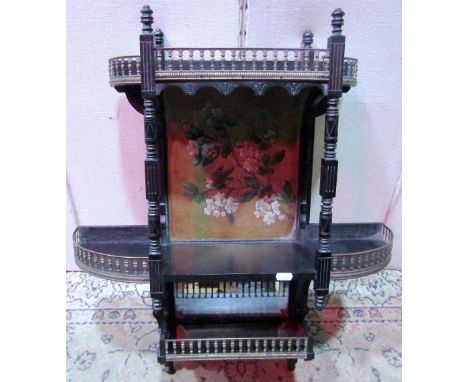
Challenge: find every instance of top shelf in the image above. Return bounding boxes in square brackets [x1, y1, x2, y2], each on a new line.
[109, 47, 358, 88]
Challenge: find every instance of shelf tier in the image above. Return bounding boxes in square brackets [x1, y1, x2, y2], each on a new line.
[163, 322, 313, 361]
[109, 47, 357, 95]
[73, 223, 393, 282]
[162, 241, 315, 282]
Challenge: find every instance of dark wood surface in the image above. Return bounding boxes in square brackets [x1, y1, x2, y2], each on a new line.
[177, 321, 308, 339]
[162, 241, 316, 281]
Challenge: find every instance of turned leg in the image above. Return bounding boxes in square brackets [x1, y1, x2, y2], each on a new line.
[287, 359, 297, 371]
[164, 362, 175, 374]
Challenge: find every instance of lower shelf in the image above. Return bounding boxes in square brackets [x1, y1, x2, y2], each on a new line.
[73, 223, 393, 282]
[163, 322, 313, 361]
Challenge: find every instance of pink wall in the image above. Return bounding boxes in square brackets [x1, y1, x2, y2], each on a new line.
[67, 0, 401, 270]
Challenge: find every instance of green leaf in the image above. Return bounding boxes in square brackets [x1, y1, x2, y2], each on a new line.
[191, 154, 202, 166]
[261, 154, 270, 166]
[270, 150, 285, 165]
[221, 144, 232, 158]
[251, 135, 263, 146]
[202, 152, 219, 166]
[194, 193, 203, 204]
[197, 136, 212, 145]
[257, 167, 274, 175]
[278, 192, 288, 202]
[224, 166, 235, 176]
[244, 176, 259, 188]
[257, 185, 272, 198]
[182, 182, 199, 195]
[241, 190, 257, 203]
[183, 130, 198, 140]
[227, 214, 235, 224]
[263, 129, 277, 140]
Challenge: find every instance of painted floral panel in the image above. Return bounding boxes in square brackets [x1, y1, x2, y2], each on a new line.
[164, 87, 308, 241]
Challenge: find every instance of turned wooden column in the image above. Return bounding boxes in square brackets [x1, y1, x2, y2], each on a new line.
[140, 5, 163, 319]
[314, 9, 346, 309]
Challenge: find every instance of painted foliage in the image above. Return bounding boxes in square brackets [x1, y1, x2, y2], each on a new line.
[164, 87, 307, 240]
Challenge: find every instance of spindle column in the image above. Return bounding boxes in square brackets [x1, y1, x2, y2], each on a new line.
[314, 9, 346, 309]
[140, 5, 163, 319]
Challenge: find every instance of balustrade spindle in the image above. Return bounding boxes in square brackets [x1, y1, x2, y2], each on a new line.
[167, 51, 172, 70]
[178, 50, 183, 70]
[210, 50, 214, 70]
[189, 50, 193, 70]
[221, 50, 225, 70]
[201, 50, 205, 70]
[294, 51, 299, 71]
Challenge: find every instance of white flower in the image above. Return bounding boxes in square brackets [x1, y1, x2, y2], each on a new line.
[203, 198, 215, 216]
[213, 192, 226, 208]
[225, 197, 239, 214]
[263, 212, 276, 225]
[271, 200, 281, 215]
[253, 195, 285, 225]
[203, 193, 239, 218]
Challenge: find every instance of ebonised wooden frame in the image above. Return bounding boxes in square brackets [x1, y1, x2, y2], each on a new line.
[138, 5, 347, 373]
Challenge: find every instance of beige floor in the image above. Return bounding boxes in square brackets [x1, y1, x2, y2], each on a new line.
[66, 270, 401, 381]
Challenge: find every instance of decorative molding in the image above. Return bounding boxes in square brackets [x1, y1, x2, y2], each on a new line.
[164, 336, 309, 361]
[108, 49, 358, 87]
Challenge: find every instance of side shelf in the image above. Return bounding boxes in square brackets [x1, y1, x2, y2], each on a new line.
[73, 223, 393, 282]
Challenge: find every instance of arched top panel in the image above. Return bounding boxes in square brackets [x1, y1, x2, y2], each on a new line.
[156, 81, 324, 97]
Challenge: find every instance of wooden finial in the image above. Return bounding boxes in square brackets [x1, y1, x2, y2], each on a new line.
[331, 8, 345, 35]
[141, 5, 154, 34]
[154, 28, 164, 47]
[302, 30, 314, 48]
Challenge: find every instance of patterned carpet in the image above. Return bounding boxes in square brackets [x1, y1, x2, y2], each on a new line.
[66, 270, 401, 382]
